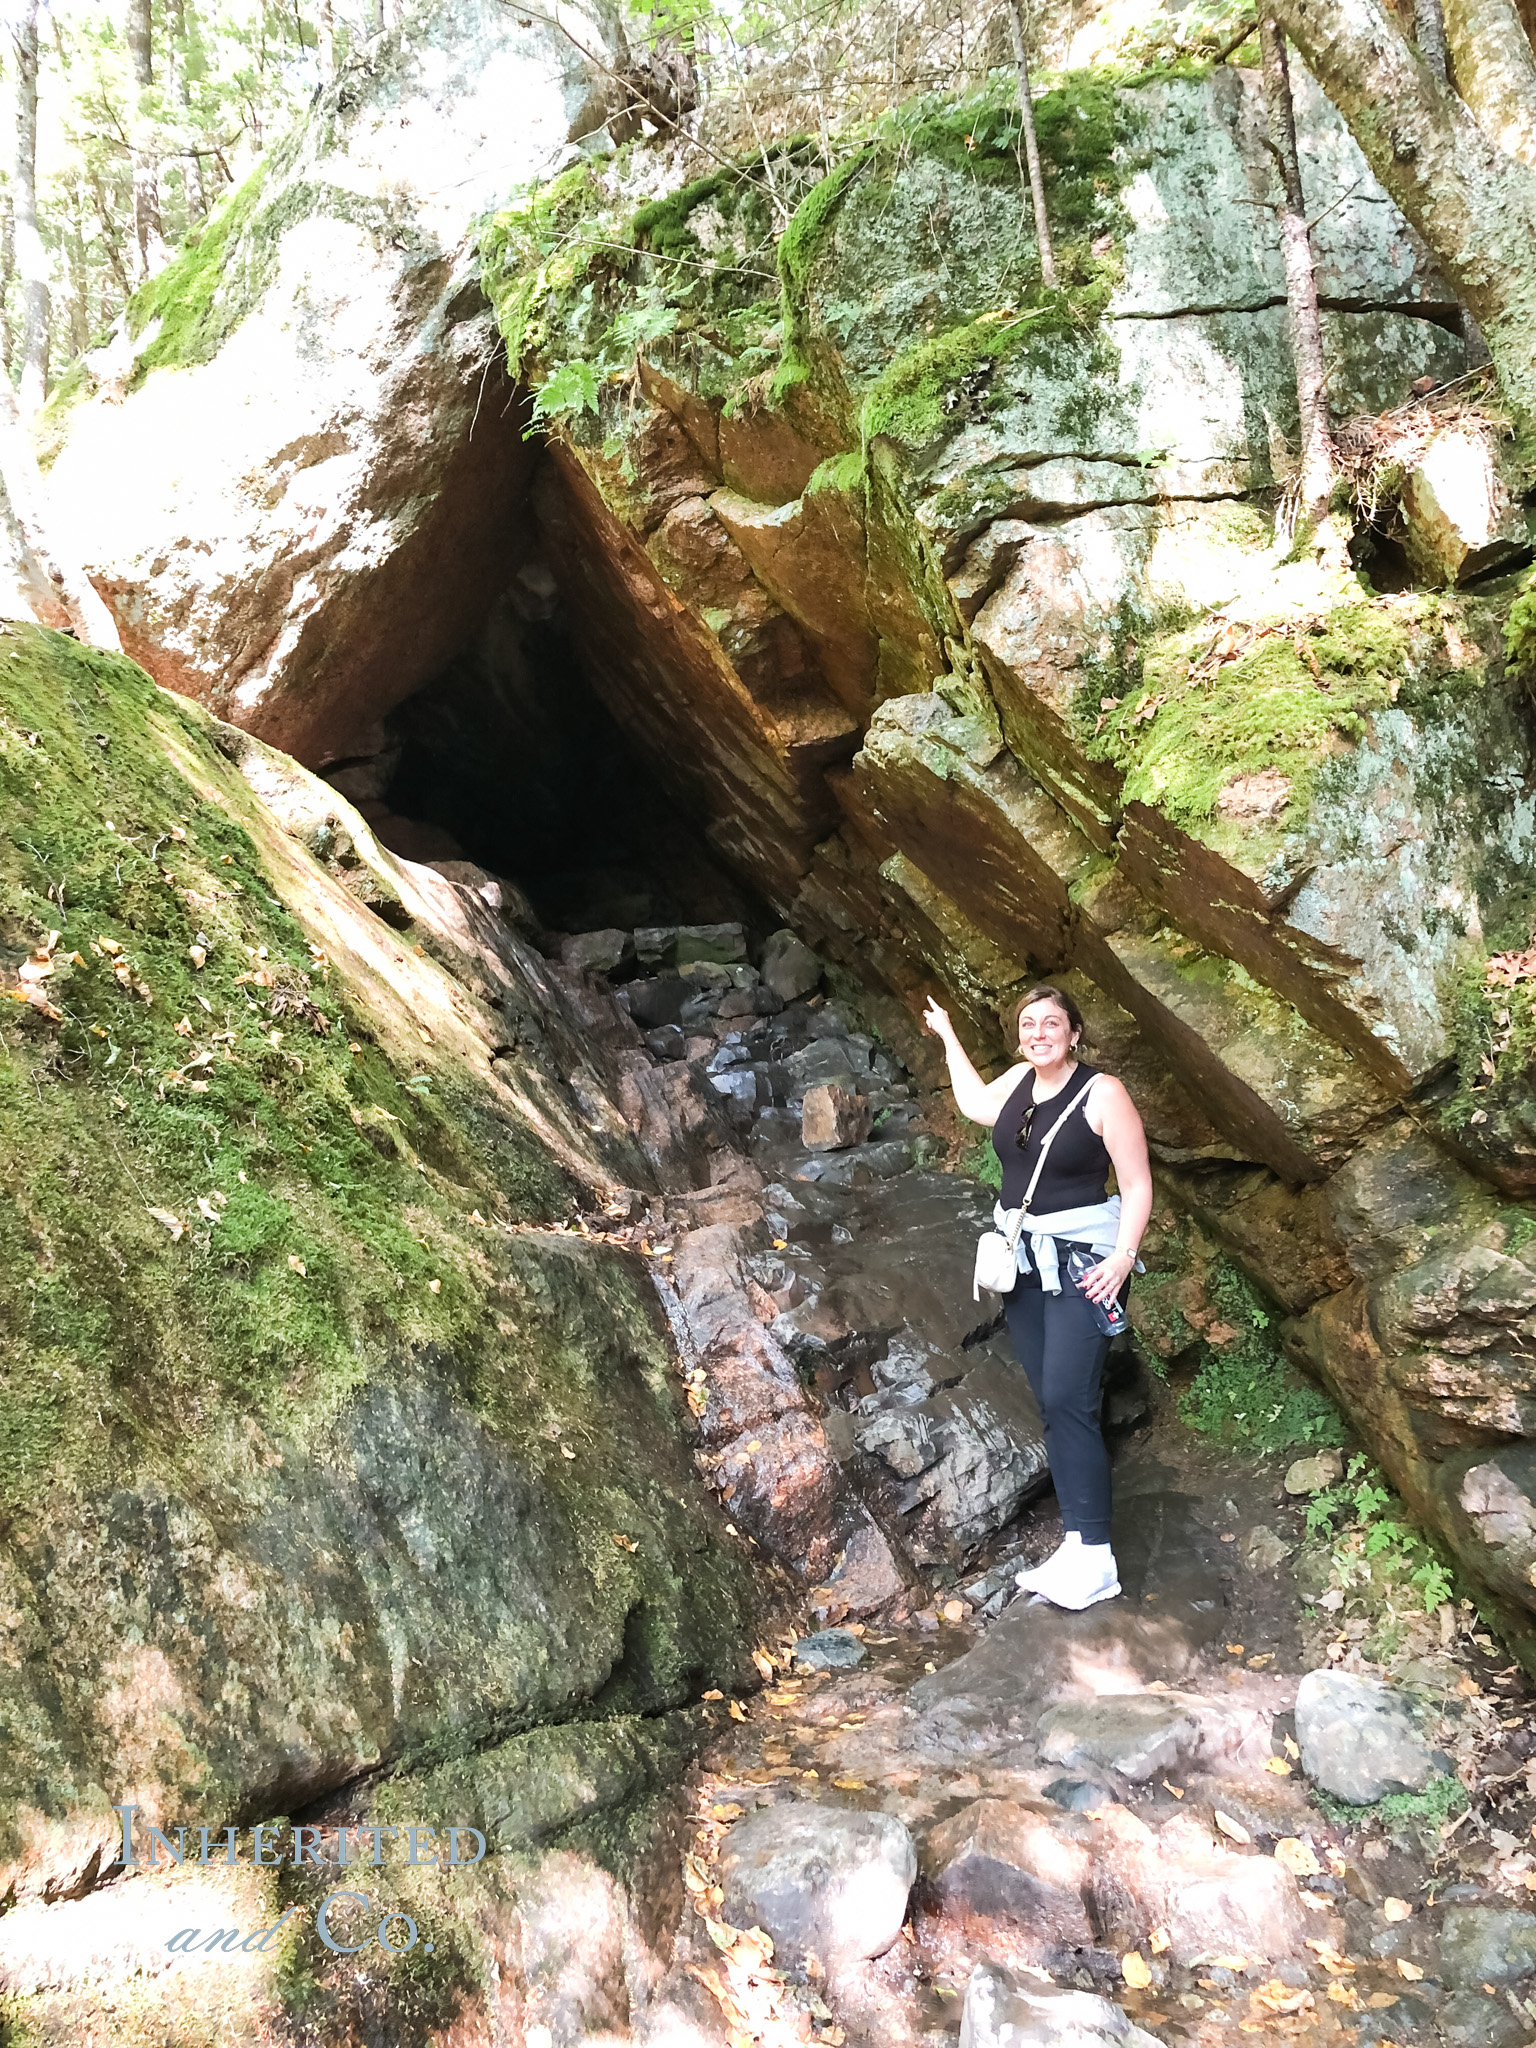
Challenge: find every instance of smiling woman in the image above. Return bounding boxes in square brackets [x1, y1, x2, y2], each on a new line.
[924, 983, 1152, 1613]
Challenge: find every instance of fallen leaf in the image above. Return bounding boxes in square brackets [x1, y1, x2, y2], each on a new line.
[1306, 1941, 1355, 1974]
[1215, 1811, 1251, 1844]
[1397, 1959, 1424, 1981]
[196, 1196, 221, 1223]
[711, 1804, 743, 1822]
[188, 945, 206, 969]
[942, 1599, 965, 1622]
[1247, 1653, 1273, 1669]
[1227, 1644, 1245, 1656]
[1274, 1838, 1322, 1878]
[287, 1255, 307, 1276]
[832, 1777, 866, 1791]
[429, 1278, 441, 1294]
[1366, 1992, 1399, 2009]
[1325, 1982, 1359, 2009]
[728, 1700, 746, 1722]
[1149, 1927, 1171, 1954]
[612, 1533, 639, 1553]
[1283, 1734, 1300, 1759]
[1162, 1780, 1185, 1799]
[751, 1649, 775, 1681]
[1264, 1756, 1292, 1775]
[1300, 1891, 1333, 1910]
[702, 1689, 723, 1702]
[147, 1207, 185, 1240]
[1122, 1952, 1153, 1989]
[559, 1443, 576, 1461]
[1383, 1897, 1412, 1922]
[1209, 1956, 1249, 1972]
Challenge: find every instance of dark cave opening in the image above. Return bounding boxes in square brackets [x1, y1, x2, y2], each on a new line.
[318, 453, 767, 946]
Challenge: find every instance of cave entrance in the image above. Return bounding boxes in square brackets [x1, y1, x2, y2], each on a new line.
[318, 450, 764, 944]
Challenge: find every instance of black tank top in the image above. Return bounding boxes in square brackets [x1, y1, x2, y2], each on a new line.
[993, 1062, 1111, 1211]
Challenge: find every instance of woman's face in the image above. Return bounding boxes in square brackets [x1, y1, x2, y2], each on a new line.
[1018, 1000, 1077, 1065]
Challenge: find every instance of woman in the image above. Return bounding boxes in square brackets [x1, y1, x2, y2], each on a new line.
[923, 985, 1152, 1611]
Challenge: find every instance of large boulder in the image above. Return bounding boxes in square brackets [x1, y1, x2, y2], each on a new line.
[0, 625, 756, 1905]
[1294, 1669, 1440, 1803]
[43, 0, 597, 767]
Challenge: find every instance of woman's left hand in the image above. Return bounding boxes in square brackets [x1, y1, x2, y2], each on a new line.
[1077, 1250, 1134, 1304]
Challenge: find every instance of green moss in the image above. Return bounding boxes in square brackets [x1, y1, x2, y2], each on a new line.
[1180, 1257, 1347, 1453]
[1506, 563, 1536, 675]
[1088, 601, 1416, 834]
[0, 622, 573, 1509]
[808, 449, 866, 495]
[770, 144, 875, 409]
[860, 312, 1045, 449]
[1312, 1771, 1466, 1831]
[123, 150, 430, 381]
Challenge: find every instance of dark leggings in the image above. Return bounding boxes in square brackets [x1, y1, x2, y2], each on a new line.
[1004, 1276, 1114, 1546]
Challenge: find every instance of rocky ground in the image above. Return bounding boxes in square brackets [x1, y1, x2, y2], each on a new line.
[498, 908, 1536, 2048]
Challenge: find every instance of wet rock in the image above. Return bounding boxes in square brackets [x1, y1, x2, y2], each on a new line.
[645, 1024, 686, 1061]
[717, 1805, 916, 1972]
[626, 976, 689, 1029]
[924, 1798, 1096, 1946]
[1242, 1525, 1293, 1571]
[802, 1082, 873, 1152]
[785, 1037, 865, 1095]
[791, 1627, 866, 1672]
[1088, 1806, 1306, 1964]
[709, 1067, 761, 1117]
[1439, 1905, 1536, 1988]
[961, 1964, 1161, 2048]
[818, 1517, 905, 1615]
[857, 1356, 1050, 1559]
[560, 928, 631, 975]
[1294, 1669, 1439, 1803]
[1438, 1989, 1532, 2048]
[761, 928, 823, 1002]
[1036, 1692, 1271, 1783]
[1042, 1778, 1119, 1812]
[1284, 1451, 1344, 1496]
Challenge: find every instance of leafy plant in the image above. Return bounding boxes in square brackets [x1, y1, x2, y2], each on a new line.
[1304, 1455, 1460, 1618]
[527, 359, 601, 432]
[1178, 1255, 1346, 1453]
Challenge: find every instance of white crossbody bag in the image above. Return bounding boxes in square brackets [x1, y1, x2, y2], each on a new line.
[972, 1080, 1092, 1300]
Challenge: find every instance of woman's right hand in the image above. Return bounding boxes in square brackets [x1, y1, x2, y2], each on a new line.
[922, 997, 953, 1040]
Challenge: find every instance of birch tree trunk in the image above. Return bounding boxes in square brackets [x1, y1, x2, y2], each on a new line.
[1443, 0, 1536, 167]
[1005, 0, 1056, 289]
[1260, 17, 1337, 528]
[7, 0, 50, 417]
[1266, 0, 1536, 443]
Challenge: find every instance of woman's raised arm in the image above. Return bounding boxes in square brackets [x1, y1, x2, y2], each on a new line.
[922, 998, 1024, 1127]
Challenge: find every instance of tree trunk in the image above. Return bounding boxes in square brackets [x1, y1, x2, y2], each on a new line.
[1416, 0, 1448, 77]
[126, 0, 167, 277]
[1266, 0, 1536, 444]
[315, 0, 335, 77]
[1443, 0, 1536, 168]
[8, 0, 49, 416]
[1260, 17, 1336, 527]
[1005, 0, 1056, 289]
[171, 0, 205, 223]
[0, 377, 122, 647]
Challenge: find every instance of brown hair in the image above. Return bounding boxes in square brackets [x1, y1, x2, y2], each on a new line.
[1010, 983, 1088, 1051]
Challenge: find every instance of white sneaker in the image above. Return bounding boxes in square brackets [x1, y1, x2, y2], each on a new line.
[1028, 1542, 1121, 1611]
[1016, 1531, 1080, 1593]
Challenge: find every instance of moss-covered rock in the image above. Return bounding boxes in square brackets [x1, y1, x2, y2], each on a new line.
[0, 625, 757, 1905]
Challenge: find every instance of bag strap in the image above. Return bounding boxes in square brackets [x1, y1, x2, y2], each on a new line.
[1019, 1066, 1097, 1215]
